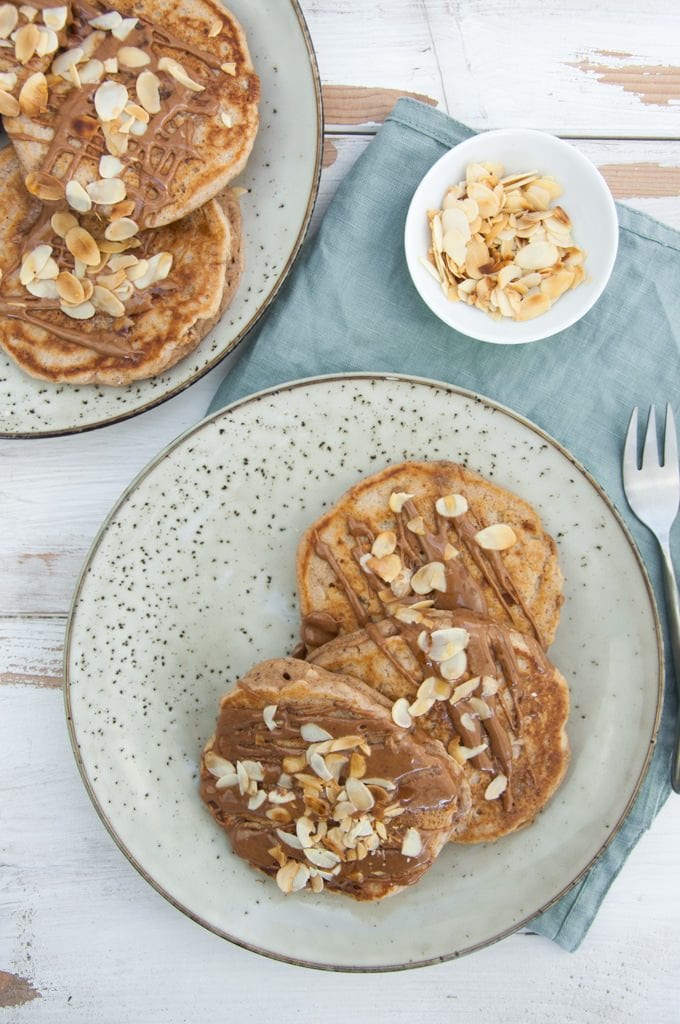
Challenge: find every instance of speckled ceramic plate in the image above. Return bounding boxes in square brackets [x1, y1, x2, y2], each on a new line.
[0, 0, 322, 439]
[65, 374, 663, 971]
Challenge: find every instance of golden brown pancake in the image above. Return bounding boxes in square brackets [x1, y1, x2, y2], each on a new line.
[297, 460, 564, 651]
[0, 146, 243, 385]
[199, 657, 472, 901]
[308, 609, 570, 843]
[2, 0, 259, 229]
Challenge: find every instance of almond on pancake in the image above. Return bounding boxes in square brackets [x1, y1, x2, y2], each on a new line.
[297, 460, 564, 652]
[2, 0, 259, 229]
[308, 609, 570, 844]
[0, 145, 243, 384]
[199, 657, 472, 900]
[0, 3, 72, 95]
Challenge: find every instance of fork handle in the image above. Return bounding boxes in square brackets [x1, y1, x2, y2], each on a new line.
[659, 540, 680, 793]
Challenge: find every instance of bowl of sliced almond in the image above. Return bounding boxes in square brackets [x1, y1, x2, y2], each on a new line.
[404, 128, 618, 344]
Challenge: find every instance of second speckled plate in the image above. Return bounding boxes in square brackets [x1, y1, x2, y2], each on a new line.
[65, 374, 662, 971]
[0, 0, 322, 438]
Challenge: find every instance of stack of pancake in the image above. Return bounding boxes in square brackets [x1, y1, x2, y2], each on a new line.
[0, 0, 259, 384]
[200, 460, 570, 899]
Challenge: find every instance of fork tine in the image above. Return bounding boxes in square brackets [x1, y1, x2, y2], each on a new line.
[642, 406, 659, 467]
[664, 403, 678, 469]
[623, 406, 639, 481]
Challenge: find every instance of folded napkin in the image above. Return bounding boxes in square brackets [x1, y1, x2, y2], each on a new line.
[208, 98, 679, 950]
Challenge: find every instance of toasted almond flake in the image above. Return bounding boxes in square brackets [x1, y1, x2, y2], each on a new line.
[204, 750, 235, 778]
[475, 523, 517, 551]
[90, 284, 125, 317]
[305, 847, 340, 870]
[35, 24, 58, 55]
[428, 626, 469, 663]
[60, 299, 95, 320]
[388, 491, 414, 513]
[25, 278, 57, 298]
[435, 493, 469, 518]
[450, 677, 480, 704]
[0, 4, 18, 39]
[55, 271, 85, 304]
[116, 45, 150, 68]
[262, 704, 278, 731]
[485, 774, 508, 801]
[469, 696, 492, 720]
[371, 530, 397, 558]
[125, 101, 149, 123]
[308, 751, 333, 782]
[111, 16, 137, 40]
[408, 695, 435, 718]
[391, 697, 412, 729]
[266, 806, 292, 824]
[295, 816, 315, 849]
[309, 872, 324, 893]
[348, 751, 366, 779]
[220, 60, 236, 75]
[0, 71, 17, 89]
[135, 69, 161, 114]
[101, 124, 128, 157]
[51, 45, 82, 76]
[247, 790, 266, 810]
[401, 827, 422, 858]
[406, 515, 425, 535]
[20, 244, 52, 285]
[208, 17, 222, 36]
[411, 561, 446, 594]
[267, 789, 295, 805]
[42, 5, 67, 30]
[276, 860, 309, 894]
[88, 10, 122, 29]
[275, 828, 304, 851]
[345, 776, 374, 811]
[458, 741, 488, 762]
[35, 256, 58, 280]
[102, 56, 117, 73]
[94, 80, 128, 122]
[104, 217, 138, 242]
[366, 552, 402, 583]
[14, 21, 39, 62]
[300, 723, 333, 743]
[482, 675, 501, 697]
[440, 650, 467, 681]
[98, 154, 124, 179]
[74, 57, 103, 83]
[393, 606, 423, 625]
[0, 89, 19, 115]
[86, 177, 127, 205]
[328, 735, 366, 753]
[18, 71, 47, 116]
[157, 55, 204, 91]
[64, 179, 91, 212]
[24, 172, 64, 206]
[65, 225, 99, 265]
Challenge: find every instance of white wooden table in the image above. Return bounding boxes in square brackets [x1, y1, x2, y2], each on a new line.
[2, 2, 680, 1019]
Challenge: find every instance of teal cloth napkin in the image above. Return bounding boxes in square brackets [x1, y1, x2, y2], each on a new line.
[208, 98, 679, 950]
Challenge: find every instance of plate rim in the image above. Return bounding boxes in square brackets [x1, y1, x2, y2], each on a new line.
[1, 0, 324, 441]
[63, 371, 665, 972]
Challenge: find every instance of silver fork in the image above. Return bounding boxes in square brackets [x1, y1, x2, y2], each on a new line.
[623, 404, 680, 792]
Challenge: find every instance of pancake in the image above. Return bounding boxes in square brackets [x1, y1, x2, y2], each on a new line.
[0, 3, 72, 85]
[297, 460, 564, 652]
[199, 657, 472, 901]
[2, 0, 259, 230]
[308, 609, 570, 843]
[0, 146, 243, 384]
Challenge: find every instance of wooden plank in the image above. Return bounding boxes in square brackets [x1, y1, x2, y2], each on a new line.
[0, 617, 63, 687]
[304, 0, 680, 138]
[1, 685, 679, 1022]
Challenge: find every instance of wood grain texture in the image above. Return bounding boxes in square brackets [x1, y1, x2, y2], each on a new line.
[571, 56, 680, 107]
[322, 85, 437, 126]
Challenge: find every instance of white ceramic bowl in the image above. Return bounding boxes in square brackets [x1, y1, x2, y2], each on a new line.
[404, 128, 619, 344]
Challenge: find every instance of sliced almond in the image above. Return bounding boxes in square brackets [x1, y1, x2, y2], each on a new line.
[102, 57, 118, 73]
[262, 704, 278, 731]
[92, 285, 126, 316]
[88, 10, 122, 29]
[56, 271, 85, 304]
[345, 776, 374, 812]
[65, 225, 99, 266]
[103, 217, 138, 243]
[439, 650, 467, 681]
[24, 171, 64, 205]
[208, 18, 222, 36]
[18, 71, 47, 116]
[98, 154, 124, 180]
[450, 677, 480, 704]
[157, 55, 204, 92]
[428, 627, 469, 663]
[469, 696, 492, 720]
[20, 244, 52, 285]
[401, 827, 422, 858]
[51, 45, 83, 77]
[25, 278, 58, 298]
[276, 860, 309, 894]
[14, 21, 39, 63]
[116, 45, 150, 68]
[388, 491, 414, 513]
[515, 240, 559, 271]
[203, 751, 235, 778]
[60, 299, 95, 320]
[0, 4, 18, 39]
[65, 179, 92, 213]
[78, 58, 104, 84]
[0, 89, 19, 116]
[19, 6, 38, 22]
[94, 80, 128, 122]
[435, 493, 468, 518]
[484, 774, 508, 801]
[300, 723, 333, 743]
[366, 553, 402, 583]
[371, 530, 397, 558]
[135, 69, 161, 114]
[0, 71, 17, 89]
[42, 6, 67, 31]
[474, 523, 517, 551]
[406, 515, 425, 535]
[111, 16, 137, 40]
[391, 697, 412, 729]
[411, 561, 446, 594]
[221, 61, 236, 75]
[86, 177, 126, 205]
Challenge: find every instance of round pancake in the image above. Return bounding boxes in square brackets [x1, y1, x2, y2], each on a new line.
[308, 610, 570, 844]
[200, 657, 472, 901]
[297, 460, 564, 650]
[3, 0, 259, 229]
[0, 146, 243, 385]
